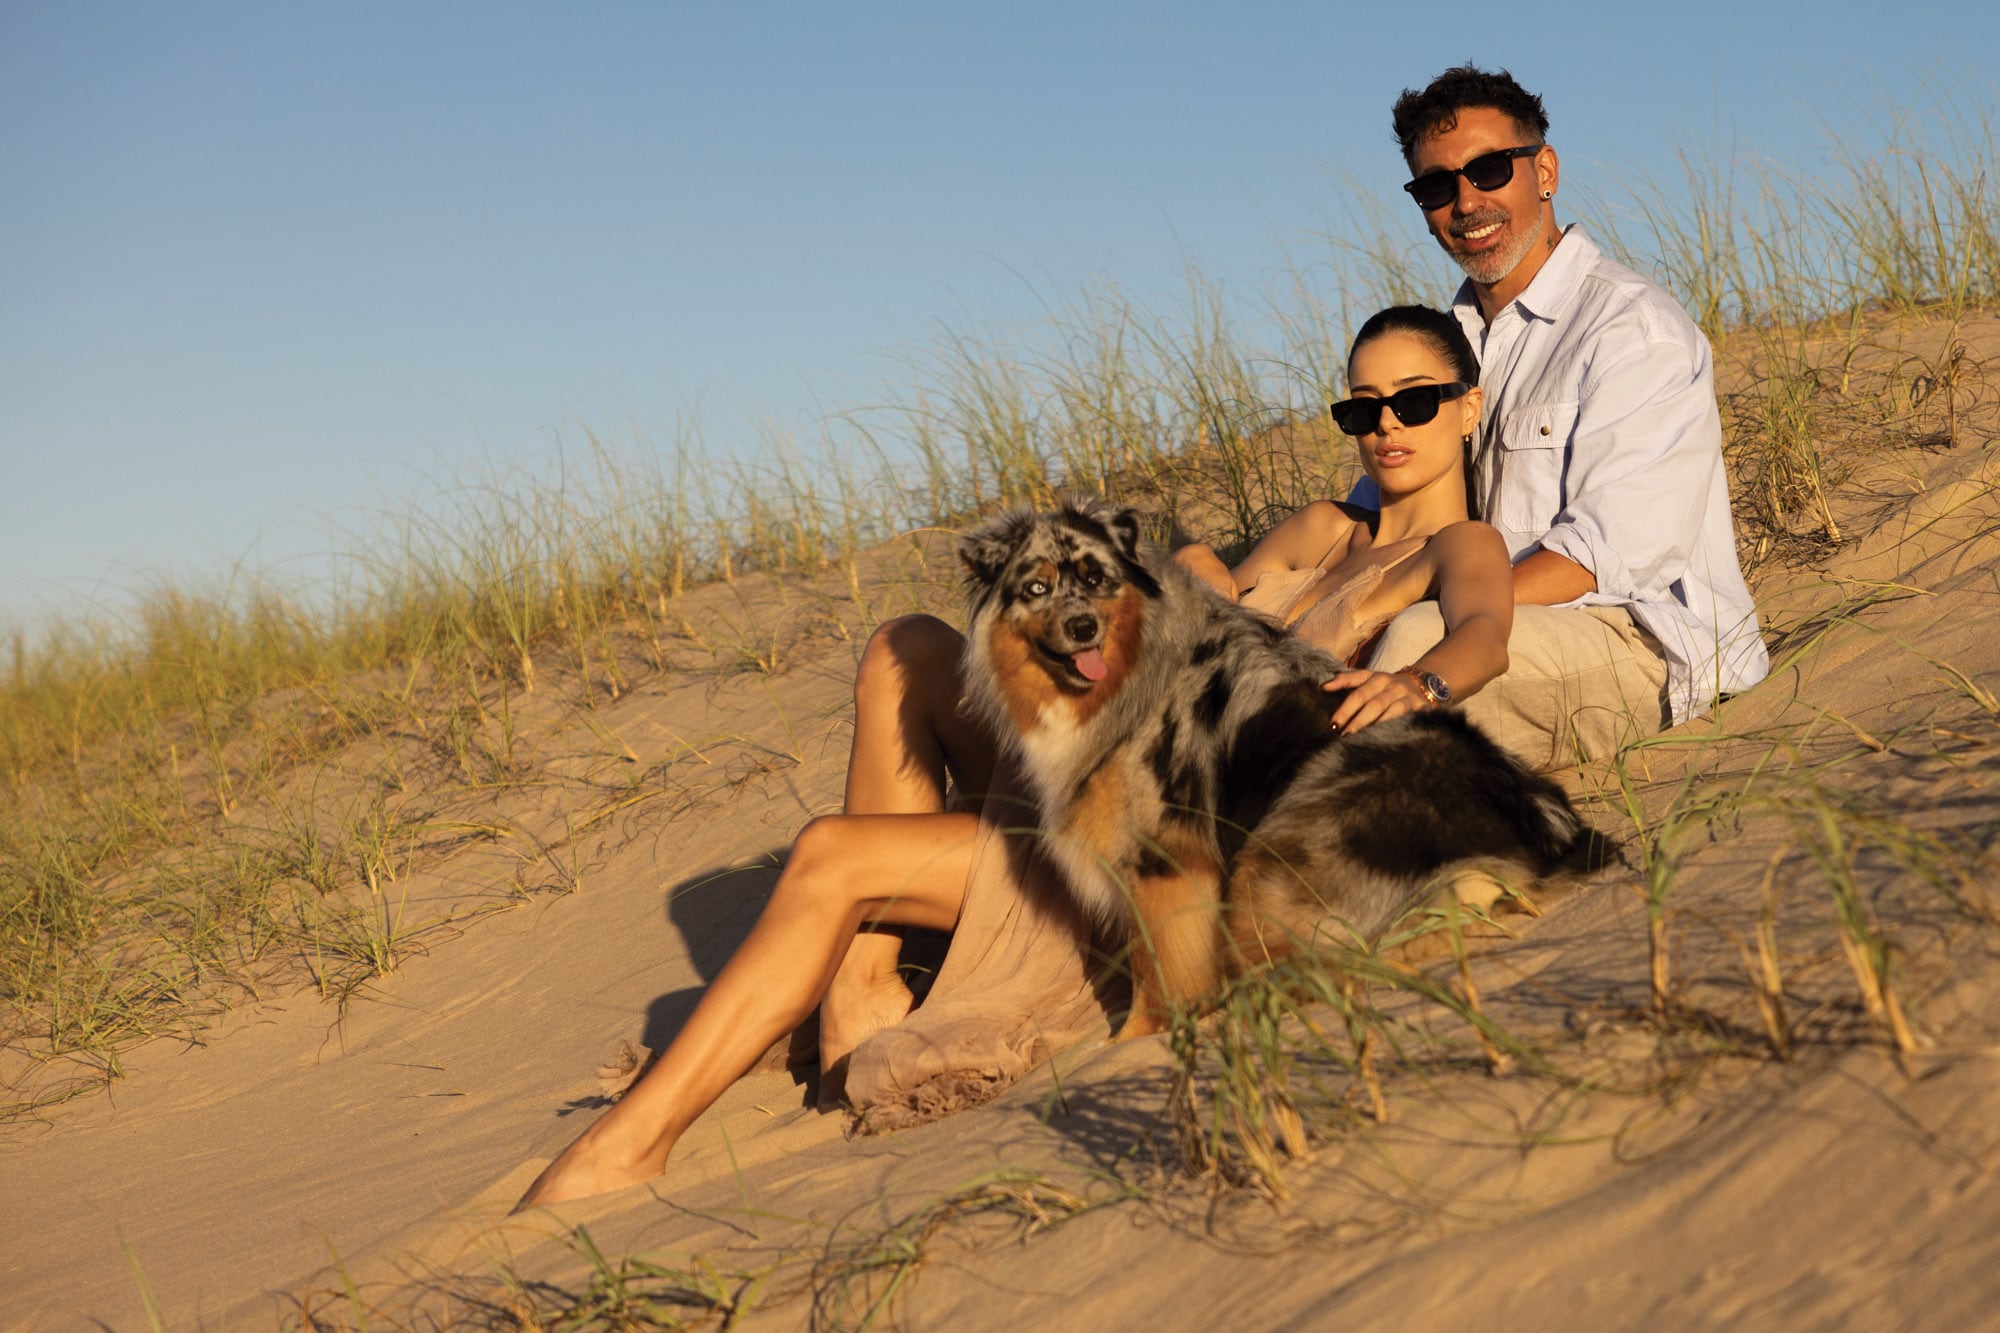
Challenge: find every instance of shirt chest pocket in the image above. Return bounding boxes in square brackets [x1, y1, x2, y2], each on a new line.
[1487, 400, 1578, 532]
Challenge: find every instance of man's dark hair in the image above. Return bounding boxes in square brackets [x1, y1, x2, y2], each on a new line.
[1391, 65, 1550, 167]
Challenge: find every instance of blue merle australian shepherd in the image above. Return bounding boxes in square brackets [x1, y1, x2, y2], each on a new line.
[958, 496, 1590, 1037]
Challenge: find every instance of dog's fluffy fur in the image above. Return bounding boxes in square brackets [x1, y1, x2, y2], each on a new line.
[958, 496, 1588, 1036]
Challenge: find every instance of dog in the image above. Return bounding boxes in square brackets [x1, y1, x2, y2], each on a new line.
[957, 495, 1589, 1037]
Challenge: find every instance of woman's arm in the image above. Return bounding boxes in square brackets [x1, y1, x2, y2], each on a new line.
[1325, 521, 1514, 732]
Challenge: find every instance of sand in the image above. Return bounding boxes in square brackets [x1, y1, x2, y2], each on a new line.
[4, 377, 1998, 1329]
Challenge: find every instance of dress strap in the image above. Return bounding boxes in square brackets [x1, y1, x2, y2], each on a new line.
[1308, 507, 1367, 572]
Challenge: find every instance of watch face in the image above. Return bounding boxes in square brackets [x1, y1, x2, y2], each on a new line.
[1404, 668, 1450, 705]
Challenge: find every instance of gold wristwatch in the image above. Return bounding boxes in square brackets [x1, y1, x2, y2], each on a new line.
[1398, 666, 1452, 707]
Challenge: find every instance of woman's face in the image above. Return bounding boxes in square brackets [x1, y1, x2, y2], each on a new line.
[1344, 330, 1484, 503]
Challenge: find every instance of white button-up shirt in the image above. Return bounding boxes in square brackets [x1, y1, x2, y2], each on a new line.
[1353, 224, 1769, 723]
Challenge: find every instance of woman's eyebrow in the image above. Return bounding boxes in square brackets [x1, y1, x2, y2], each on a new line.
[1348, 373, 1443, 393]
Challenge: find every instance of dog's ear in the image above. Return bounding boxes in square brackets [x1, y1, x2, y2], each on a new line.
[958, 511, 1028, 589]
[1104, 507, 1145, 564]
[1092, 501, 1163, 597]
[1057, 492, 1146, 562]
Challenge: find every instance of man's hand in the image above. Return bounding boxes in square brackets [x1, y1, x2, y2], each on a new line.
[1323, 669, 1433, 734]
[1512, 549, 1596, 605]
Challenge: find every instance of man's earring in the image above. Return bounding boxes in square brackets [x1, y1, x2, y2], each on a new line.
[1540, 189, 1553, 200]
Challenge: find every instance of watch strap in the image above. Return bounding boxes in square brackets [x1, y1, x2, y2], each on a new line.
[1397, 666, 1450, 706]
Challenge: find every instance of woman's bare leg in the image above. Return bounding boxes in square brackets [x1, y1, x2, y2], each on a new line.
[843, 614, 996, 813]
[515, 810, 983, 1209]
[819, 615, 999, 1071]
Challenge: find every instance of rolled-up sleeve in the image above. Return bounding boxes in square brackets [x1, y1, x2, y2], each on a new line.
[1536, 333, 1720, 606]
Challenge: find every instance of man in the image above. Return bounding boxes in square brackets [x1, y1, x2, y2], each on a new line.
[1355, 65, 1768, 768]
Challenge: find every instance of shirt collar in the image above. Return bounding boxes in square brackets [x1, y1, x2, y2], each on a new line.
[1452, 221, 1598, 329]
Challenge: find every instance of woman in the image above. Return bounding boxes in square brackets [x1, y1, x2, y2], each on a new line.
[514, 305, 1510, 1208]
[1174, 303, 1510, 728]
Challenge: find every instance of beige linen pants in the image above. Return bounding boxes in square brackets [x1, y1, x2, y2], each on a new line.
[1367, 603, 1670, 771]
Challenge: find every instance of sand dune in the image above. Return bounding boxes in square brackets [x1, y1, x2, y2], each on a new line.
[5, 362, 1999, 1328]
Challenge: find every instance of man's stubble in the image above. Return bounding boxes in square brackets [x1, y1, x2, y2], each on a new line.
[1445, 203, 1547, 287]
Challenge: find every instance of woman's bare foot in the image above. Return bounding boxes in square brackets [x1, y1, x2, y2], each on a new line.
[511, 1118, 664, 1212]
[516, 966, 917, 1212]
[817, 968, 915, 1078]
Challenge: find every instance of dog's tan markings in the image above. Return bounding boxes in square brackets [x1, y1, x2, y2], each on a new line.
[1223, 843, 1303, 972]
[983, 617, 1059, 735]
[1116, 830, 1224, 1041]
[1011, 558, 1058, 603]
[1067, 586, 1146, 727]
[1056, 760, 1131, 876]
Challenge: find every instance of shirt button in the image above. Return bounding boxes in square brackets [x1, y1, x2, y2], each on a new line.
[1540, 424, 1551, 435]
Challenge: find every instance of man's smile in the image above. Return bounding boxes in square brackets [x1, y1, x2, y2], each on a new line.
[1448, 208, 1510, 250]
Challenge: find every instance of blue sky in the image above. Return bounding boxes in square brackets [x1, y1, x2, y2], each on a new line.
[3, 2, 1994, 629]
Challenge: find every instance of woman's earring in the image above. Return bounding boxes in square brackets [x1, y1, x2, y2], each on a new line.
[1540, 189, 1553, 201]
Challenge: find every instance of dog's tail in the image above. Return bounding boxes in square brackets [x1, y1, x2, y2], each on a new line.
[1510, 775, 1619, 913]
[1491, 763, 1616, 907]
[1555, 822, 1622, 876]
[1525, 782, 1587, 866]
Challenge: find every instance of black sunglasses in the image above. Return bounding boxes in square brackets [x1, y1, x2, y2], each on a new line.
[1402, 145, 1542, 211]
[1328, 382, 1472, 437]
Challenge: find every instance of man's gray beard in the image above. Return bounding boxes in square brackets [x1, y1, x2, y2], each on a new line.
[1454, 207, 1547, 285]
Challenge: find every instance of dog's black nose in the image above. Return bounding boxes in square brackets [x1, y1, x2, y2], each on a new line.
[1064, 613, 1099, 643]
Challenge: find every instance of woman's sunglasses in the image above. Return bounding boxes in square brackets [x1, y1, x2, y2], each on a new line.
[1402, 145, 1542, 211]
[1328, 382, 1472, 437]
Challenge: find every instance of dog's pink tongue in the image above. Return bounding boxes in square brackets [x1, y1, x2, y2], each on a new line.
[1072, 647, 1108, 682]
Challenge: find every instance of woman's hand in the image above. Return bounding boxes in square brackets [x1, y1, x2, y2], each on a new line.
[1322, 668, 1434, 734]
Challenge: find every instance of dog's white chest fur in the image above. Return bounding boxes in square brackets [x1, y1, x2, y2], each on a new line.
[1015, 723, 1137, 930]
[1016, 711, 1085, 783]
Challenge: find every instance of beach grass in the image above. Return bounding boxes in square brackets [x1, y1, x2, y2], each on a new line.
[0, 86, 1974, 1326]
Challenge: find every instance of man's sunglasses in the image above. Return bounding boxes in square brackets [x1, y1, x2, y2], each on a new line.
[1402, 145, 1542, 211]
[1328, 382, 1472, 437]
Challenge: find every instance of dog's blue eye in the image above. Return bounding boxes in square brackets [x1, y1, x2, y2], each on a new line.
[1026, 580, 1050, 597]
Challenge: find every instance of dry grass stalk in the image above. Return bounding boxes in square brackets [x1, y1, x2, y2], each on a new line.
[1443, 903, 1513, 1077]
[1745, 841, 1795, 1061]
[1338, 974, 1390, 1123]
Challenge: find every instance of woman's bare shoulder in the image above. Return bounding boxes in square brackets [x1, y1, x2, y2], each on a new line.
[1421, 521, 1513, 586]
[1284, 499, 1369, 544]
[1231, 498, 1365, 588]
[1426, 519, 1509, 556]
[1250, 498, 1359, 557]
